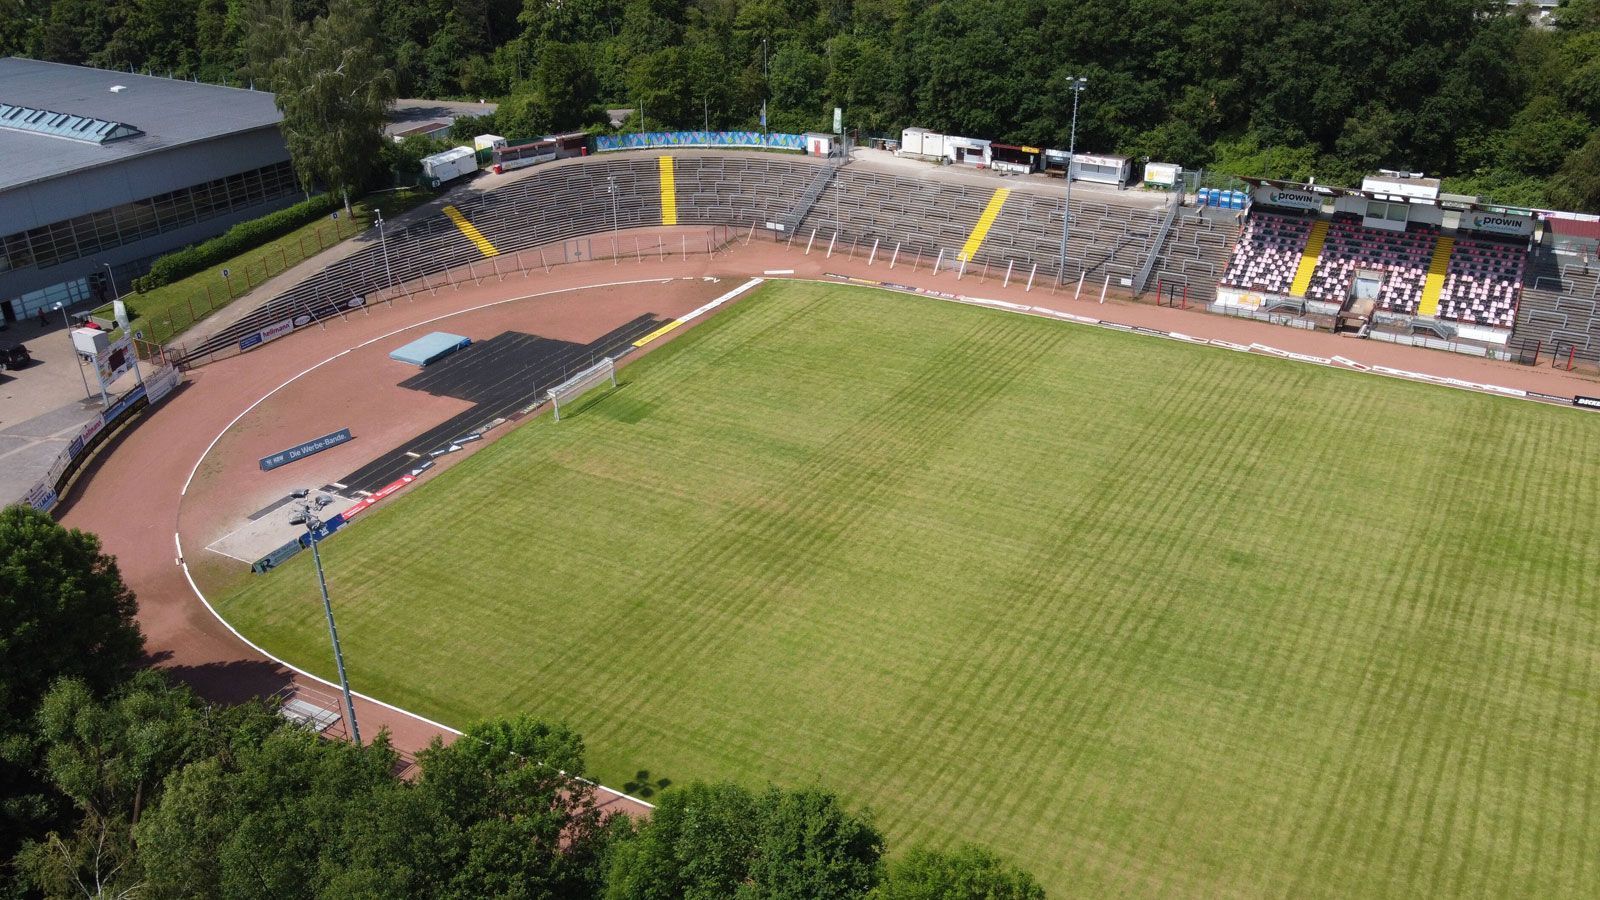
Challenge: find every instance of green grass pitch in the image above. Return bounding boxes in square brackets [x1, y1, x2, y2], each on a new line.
[219, 280, 1600, 897]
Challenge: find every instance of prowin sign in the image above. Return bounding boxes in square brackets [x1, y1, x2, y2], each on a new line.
[1470, 212, 1532, 237]
[1252, 186, 1320, 212]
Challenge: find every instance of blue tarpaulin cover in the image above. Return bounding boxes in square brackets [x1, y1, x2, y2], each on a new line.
[389, 332, 471, 367]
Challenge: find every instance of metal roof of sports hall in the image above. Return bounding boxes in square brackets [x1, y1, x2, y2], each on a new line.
[0, 57, 283, 194]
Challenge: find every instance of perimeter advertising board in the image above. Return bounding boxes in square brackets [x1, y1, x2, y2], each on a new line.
[1251, 186, 1321, 212]
[1468, 211, 1534, 238]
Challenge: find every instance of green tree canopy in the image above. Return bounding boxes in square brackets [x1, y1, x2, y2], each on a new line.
[606, 781, 884, 899]
[246, 0, 397, 206]
[873, 844, 1045, 900]
[0, 504, 144, 868]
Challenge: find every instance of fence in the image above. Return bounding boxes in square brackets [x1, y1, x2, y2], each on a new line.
[120, 215, 360, 354]
[18, 364, 183, 512]
[1507, 335, 1600, 373]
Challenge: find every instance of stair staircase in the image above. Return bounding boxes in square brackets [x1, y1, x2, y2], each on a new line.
[1289, 219, 1329, 297]
[776, 159, 846, 233]
[1417, 236, 1455, 317]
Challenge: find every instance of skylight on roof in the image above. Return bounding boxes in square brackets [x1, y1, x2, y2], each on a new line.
[0, 103, 142, 144]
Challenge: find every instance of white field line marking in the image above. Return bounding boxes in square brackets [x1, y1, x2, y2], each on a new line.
[676, 277, 763, 325]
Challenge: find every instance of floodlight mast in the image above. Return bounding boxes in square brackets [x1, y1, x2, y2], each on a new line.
[291, 499, 360, 745]
[1057, 77, 1087, 284]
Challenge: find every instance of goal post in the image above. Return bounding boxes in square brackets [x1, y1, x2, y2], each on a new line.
[547, 357, 618, 421]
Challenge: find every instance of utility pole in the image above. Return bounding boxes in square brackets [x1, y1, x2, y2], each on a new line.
[1058, 77, 1087, 284]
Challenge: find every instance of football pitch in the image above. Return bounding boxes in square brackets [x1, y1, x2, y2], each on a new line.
[219, 280, 1600, 897]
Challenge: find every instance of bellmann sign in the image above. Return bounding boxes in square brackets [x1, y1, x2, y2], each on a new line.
[259, 428, 353, 471]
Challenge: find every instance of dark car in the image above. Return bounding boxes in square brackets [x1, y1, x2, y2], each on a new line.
[0, 339, 32, 371]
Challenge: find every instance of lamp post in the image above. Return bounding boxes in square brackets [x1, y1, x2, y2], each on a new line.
[289, 495, 361, 746]
[374, 210, 395, 296]
[102, 263, 120, 305]
[1057, 76, 1087, 284]
[607, 175, 619, 238]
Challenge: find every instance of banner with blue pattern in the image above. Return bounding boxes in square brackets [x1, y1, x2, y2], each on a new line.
[596, 132, 805, 152]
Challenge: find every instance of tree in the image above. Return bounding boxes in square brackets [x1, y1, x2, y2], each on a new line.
[605, 781, 762, 899]
[873, 845, 1045, 900]
[13, 672, 246, 899]
[246, 0, 397, 210]
[746, 786, 883, 899]
[415, 716, 617, 898]
[1549, 131, 1600, 213]
[606, 781, 883, 899]
[134, 725, 405, 898]
[0, 505, 145, 868]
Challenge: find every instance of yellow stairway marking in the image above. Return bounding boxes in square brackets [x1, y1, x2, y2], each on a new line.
[958, 188, 1010, 262]
[659, 157, 678, 225]
[1288, 219, 1329, 297]
[442, 205, 499, 257]
[1418, 236, 1455, 317]
[632, 319, 684, 347]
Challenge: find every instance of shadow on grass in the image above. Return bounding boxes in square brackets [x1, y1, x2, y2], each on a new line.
[551, 381, 655, 424]
[623, 768, 672, 799]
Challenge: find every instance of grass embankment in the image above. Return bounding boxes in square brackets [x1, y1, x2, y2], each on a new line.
[219, 281, 1600, 898]
[103, 189, 430, 348]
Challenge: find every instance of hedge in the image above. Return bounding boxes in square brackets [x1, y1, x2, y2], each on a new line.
[132, 193, 338, 292]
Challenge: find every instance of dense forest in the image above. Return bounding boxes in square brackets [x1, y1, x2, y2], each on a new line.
[2, 0, 1598, 210]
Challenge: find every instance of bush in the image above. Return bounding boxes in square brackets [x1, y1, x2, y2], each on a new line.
[132, 193, 338, 292]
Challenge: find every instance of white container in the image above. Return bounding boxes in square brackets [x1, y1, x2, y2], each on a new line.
[420, 146, 478, 185]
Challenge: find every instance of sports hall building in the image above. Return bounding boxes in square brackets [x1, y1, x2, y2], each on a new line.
[0, 58, 297, 324]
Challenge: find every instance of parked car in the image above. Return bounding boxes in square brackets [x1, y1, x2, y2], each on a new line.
[0, 339, 32, 370]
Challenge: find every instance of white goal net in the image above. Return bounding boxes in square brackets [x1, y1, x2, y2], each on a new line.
[547, 357, 617, 421]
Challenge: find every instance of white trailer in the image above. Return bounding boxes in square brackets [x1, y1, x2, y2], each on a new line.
[899, 127, 945, 160]
[943, 135, 991, 167]
[420, 146, 477, 186]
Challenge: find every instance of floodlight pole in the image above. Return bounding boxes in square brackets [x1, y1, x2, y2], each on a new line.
[375, 210, 395, 296]
[1057, 77, 1087, 284]
[102, 263, 120, 304]
[608, 175, 619, 238]
[298, 509, 361, 745]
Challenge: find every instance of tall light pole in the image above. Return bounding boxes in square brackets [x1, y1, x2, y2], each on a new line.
[1058, 76, 1087, 284]
[102, 262, 120, 305]
[607, 175, 620, 262]
[761, 38, 769, 145]
[607, 175, 619, 236]
[289, 495, 361, 745]
[374, 210, 395, 296]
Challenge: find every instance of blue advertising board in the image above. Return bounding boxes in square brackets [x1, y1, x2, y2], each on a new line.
[259, 428, 353, 471]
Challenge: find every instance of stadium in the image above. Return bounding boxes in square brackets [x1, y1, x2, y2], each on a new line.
[54, 140, 1600, 896]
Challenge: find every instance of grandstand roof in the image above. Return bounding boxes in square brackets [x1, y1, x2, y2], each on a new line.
[0, 57, 283, 194]
[1546, 216, 1600, 241]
